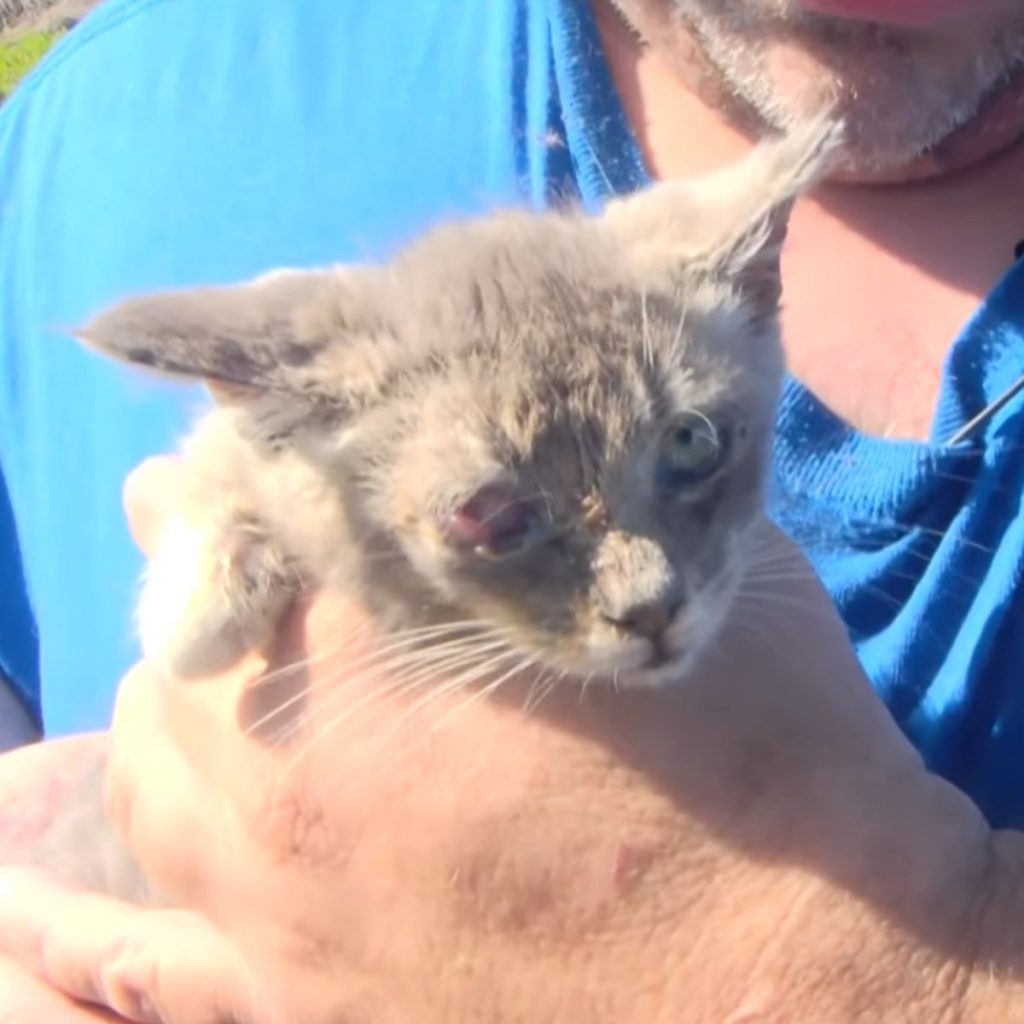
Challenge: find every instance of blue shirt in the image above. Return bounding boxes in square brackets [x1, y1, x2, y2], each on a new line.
[2, 0, 1023, 826]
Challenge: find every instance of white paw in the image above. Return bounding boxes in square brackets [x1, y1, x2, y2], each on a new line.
[137, 520, 288, 679]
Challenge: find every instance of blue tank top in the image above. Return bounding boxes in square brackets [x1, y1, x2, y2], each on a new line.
[2, 0, 1023, 826]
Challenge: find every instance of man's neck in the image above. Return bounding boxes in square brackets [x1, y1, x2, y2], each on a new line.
[591, 0, 1024, 439]
[593, 0, 756, 182]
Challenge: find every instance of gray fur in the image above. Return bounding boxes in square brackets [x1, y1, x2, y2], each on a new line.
[77, 117, 840, 690]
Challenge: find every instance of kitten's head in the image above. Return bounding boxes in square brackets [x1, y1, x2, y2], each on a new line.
[79, 119, 839, 686]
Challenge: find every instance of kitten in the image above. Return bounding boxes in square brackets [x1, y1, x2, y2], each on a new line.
[77, 118, 839, 692]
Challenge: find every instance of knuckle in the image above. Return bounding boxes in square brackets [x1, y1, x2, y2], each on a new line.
[100, 935, 167, 1023]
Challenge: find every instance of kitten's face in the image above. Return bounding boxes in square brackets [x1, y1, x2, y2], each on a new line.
[79, 118, 837, 687]
[353, 264, 781, 685]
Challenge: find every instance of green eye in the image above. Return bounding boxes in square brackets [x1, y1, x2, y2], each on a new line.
[656, 415, 725, 493]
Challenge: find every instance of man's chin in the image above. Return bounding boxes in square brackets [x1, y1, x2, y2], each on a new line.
[827, 64, 1024, 184]
[662, 3, 1024, 185]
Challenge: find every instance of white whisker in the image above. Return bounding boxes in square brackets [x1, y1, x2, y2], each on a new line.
[281, 640, 513, 770]
[578, 671, 596, 705]
[248, 616, 371, 693]
[640, 288, 653, 368]
[416, 652, 542, 742]
[375, 646, 526, 747]
[671, 303, 687, 357]
[522, 665, 570, 714]
[245, 633, 514, 740]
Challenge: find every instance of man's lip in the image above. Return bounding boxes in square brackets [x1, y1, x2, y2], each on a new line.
[884, 59, 1024, 182]
[798, 0, 998, 26]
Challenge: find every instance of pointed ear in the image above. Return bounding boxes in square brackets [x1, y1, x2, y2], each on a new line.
[602, 116, 843, 320]
[74, 266, 394, 410]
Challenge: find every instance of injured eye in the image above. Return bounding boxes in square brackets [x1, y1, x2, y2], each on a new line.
[441, 485, 546, 558]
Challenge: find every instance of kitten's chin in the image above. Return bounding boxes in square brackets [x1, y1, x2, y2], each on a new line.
[615, 655, 699, 689]
[549, 647, 702, 690]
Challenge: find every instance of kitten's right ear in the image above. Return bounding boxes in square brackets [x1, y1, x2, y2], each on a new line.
[75, 266, 398, 411]
[601, 115, 843, 320]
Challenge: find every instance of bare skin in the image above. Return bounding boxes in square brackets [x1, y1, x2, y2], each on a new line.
[5, 1, 1024, 1019]
[1, 461, 1024, 1021]
[596, 0, 1024, 439]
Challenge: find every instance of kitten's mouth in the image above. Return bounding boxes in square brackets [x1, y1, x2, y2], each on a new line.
[535, 642, 692, 689]
[571, 640, 696, 688]
[642, 635, 675, 669]
[524, 564, 743, 689]
[617, 649, 697, 688]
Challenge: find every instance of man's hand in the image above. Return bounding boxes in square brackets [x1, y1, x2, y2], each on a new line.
[0, 738, 229, 1023]
[0, 738, 123, 1022]
[0, 456, 1010, 1022]
[0, 865, 260, 1023]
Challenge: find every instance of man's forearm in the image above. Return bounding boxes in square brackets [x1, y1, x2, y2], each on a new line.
[0, 678, 39, 753]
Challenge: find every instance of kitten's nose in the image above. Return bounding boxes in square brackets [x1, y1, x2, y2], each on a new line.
[602, 598, 682, 640]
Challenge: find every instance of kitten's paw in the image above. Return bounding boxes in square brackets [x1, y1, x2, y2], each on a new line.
[138, 520, 294, 679]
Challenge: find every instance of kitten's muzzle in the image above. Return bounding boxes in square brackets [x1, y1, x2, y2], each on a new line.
[600, 597, 683, 643]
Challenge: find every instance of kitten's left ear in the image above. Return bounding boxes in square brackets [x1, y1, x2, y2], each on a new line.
[602, 115, 843, 319]
[75, 266, 398, 412]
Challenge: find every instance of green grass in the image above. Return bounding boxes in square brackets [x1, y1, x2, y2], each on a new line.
[0, 29, 61, 101]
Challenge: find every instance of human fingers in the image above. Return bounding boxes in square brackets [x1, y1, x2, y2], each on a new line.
[0, 953, 125, 1022]
[103, 657, 274, 907]
[0, 867, 264, 1024]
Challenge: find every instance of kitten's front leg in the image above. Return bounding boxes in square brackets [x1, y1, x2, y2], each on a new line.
[138, 515, 298, 679]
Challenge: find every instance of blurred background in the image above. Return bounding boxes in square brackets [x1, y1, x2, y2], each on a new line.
[0, 0, 96, 100]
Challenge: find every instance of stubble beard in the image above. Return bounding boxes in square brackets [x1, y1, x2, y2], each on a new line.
[607, 0, 1024, 176]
